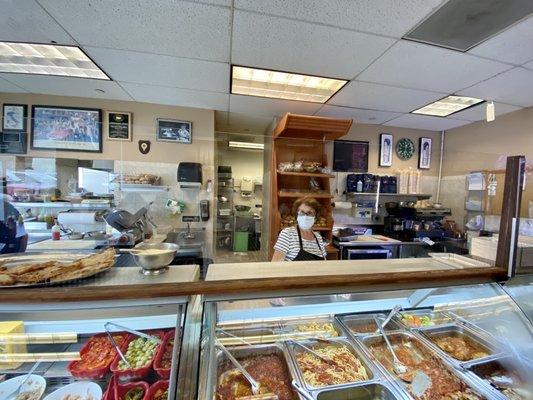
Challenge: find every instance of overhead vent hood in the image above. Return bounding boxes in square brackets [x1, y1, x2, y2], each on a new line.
[403, 0, 533, 52]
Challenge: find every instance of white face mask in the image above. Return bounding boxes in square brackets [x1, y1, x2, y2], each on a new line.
[297, 215, 315, 230]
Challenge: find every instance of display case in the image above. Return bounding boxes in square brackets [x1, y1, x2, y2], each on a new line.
[197, 281, 533, 400]
[0, 263, 200, 400]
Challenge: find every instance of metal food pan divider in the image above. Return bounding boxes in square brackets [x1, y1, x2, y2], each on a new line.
[313, 381, 410, 400]
[336, 313, 403, 337]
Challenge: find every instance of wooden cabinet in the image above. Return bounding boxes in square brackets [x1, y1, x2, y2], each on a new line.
[268, 113, 352, 259]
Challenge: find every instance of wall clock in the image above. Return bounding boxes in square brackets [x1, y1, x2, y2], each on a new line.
[396, 138, 415, 160]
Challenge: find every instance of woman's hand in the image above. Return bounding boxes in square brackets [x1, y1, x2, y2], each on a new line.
[271, 250, 286, 262]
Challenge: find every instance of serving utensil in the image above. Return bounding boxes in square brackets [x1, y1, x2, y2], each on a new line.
[5, 361, 41, 400]
[290, 339, 337, 365]
[104, 326, 131, 369]
[291, 380, 314, 400]
[215, 340, 278, 400]
[377, 305, 402, 332]
[104, 322, 162, 344]
[373, 316, 410, 381]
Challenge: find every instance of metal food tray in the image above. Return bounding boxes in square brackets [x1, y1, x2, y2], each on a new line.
[216, 315, 345, 346]
[394, 308, 453, 329]
[212, 343, 302, 400]
[464, 356, 532, 400]
[359, 331, 494, 400]
[417, 324, 502, 366]
[338, 313, 403, 336]
[0, 252, 113, 289]
[286, 337, 376, 392]
[313, 382, 408, 400]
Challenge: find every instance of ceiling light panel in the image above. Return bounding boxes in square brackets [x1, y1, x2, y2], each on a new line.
[0, 42, 109, 80]
[231, 65, 346, 103]
[228, 141, 264, 149]
[411, 95, 484, 117]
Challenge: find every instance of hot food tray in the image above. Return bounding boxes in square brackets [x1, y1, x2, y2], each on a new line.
[359, 331, 493, 400]
[0, 249, 115, 288]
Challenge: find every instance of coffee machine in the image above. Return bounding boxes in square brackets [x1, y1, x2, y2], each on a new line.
[384, 204, 451, 241]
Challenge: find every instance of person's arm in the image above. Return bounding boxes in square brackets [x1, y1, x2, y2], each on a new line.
[272, 228, 291, 262]
[271, 250, 286, 262]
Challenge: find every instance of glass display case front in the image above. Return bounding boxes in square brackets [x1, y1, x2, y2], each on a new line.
[198, 282, 533, 400]
[0, 299, 186, 400]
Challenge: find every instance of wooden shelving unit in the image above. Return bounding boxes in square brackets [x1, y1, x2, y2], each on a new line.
[269, 113, 352, 260]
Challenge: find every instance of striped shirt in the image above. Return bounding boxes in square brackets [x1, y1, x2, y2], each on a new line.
[274, 227, 326, 261]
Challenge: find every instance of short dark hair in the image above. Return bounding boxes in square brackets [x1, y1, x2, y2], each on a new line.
[292, 196, 322, 216]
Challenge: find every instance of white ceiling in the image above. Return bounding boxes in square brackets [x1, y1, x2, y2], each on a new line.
[0, 0, 532, 133]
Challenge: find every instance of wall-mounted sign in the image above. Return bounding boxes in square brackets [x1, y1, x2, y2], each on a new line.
[156, 118, 192, 144]
[379, 133, 393, 167]
[106, 111, 132, 141]
[138, 140, 151, 154]
[418, 137, 432, 169]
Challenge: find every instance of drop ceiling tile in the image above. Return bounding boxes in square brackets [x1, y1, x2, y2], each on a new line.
[358, 41, 511, 93]
[229, 94, 321, 118]
[38, 0, 231, 62]
[469, 16, 533, 65]
[451, 102, 522, 121]
[192, 0, 231, 5]
[524, 60, 533, 70]
[226, 112, 274, 135]
[457, 67, 533, 107]
[329, 81, 446, 113]
[1, 73, 132, 100]
[383, 114, 471, 131]
[235, 0, 444, 38]
[85, 47, 229, 93]
[121, 82, 229, 111]
[0, 0, 76, 44]
[232, 11, 395, 79]
[316, 105, 401, 125]
[0, 76, 27, 93]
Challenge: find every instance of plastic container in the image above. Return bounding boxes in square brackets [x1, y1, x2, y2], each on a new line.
[68, 332, 129, 379]
[102, 376, 116, 400]
[114, 380, 149, 400]
[233, 231, 249, 252]
[110, 330, 164, 382]
[146, 380, 169, 400]
[153, 329, 176, 379]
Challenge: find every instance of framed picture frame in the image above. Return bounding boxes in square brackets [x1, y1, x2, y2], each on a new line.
[379, 133, 393, 167]
[106, 111, 132, 141]
[0, 131, 27, 154]
[156, 118, 192, 144]
[419, 137, 432, 169]
[31, 105, 102, 153]
[2, 104, 27, 132]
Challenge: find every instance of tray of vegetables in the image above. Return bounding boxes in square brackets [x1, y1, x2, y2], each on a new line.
[110, 330, 164, 381]
[153, 329, 176, 379]
[146, 380, 169, 400]
[115, 380, 149, 400]
[68, 332, 130, 379]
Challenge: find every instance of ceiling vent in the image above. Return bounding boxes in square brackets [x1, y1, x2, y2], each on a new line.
[403, 0, 533, 52]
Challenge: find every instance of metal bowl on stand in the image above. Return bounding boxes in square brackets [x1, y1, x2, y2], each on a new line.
[129, 243, 179, 275]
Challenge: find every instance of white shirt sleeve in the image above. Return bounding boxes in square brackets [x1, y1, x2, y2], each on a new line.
[273, 228, 292, 255]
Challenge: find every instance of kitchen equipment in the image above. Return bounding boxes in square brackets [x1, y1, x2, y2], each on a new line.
[372, 316, 409, 381]
[178, 162, 202, 188]
[200, 199, 210, 221]
[346, 247, 393, 260]
[128, 242, 179, 275]
[104, 205, 154, 246]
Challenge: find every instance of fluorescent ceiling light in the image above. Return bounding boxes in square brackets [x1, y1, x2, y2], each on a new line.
[231, 65, 347, 103]
[228, 141, 264, 150]
[411, 95, 484, 117]
[0, 41, 109, 80]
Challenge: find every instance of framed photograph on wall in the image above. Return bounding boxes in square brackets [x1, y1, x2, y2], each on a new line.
[0, 131, 27, 154]
[156, 118, 192, 144]
[419, 137, 432, 169]
[2, 104, 27, 132]
[31, 105, 102, 153]
[106, 111, 132, 141]
[379, 133, 393, 167]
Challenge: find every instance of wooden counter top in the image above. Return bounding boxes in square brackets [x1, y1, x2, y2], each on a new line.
[0, 258, 507, 302]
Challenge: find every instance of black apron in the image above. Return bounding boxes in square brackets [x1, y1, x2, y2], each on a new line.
[292, 226, 326, 261]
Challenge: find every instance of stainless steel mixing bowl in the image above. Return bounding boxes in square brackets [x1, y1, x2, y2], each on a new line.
[130, 242, 179, 275]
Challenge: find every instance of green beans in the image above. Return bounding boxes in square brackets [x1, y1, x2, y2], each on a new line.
[118, 337, 158, 370]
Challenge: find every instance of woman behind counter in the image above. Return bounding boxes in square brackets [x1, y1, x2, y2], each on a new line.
[272, 197, 326, 262]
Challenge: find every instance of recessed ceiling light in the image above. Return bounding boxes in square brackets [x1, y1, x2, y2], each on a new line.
[0, 41, 110, 80]
[228, 141, 264, 150]
[231, 65, 347, 103]
[411, 95, 484, 117]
